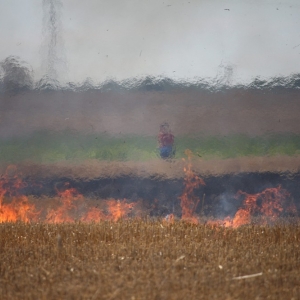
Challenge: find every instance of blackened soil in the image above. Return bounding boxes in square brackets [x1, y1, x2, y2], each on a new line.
[20, 172, 300, 218]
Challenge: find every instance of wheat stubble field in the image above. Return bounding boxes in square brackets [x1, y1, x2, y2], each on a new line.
[1, 221, 300, 300]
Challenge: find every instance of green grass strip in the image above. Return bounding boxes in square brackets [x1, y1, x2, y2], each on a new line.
[1, 131, 300, 163]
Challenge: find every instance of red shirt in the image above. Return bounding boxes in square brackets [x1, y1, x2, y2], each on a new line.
[158, 132, 174, 147]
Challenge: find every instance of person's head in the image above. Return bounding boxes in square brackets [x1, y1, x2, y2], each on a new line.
[160, 122, 170, 133]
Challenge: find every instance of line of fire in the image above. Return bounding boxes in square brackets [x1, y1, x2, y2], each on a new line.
[0, 148, 298, 227]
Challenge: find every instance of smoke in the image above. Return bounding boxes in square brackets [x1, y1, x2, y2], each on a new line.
[214, 192, 239, 218]
[39, 0, 66, 89]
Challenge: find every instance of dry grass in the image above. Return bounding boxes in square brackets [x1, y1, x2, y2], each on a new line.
[1, 221, 300, 299]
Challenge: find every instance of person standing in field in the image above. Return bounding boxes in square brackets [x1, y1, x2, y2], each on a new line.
[158, 122, 175, 159]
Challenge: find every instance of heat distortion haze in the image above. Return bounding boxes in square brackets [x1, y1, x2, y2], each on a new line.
[1, 0, 300, 299]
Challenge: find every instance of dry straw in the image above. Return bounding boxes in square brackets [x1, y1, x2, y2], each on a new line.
[0, 220, 300, 299]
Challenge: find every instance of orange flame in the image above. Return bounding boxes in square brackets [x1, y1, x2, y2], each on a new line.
[163, 213, 175, 224]
[179, 150, 205, 223]
[231, 209, 251, 228]
[178, 153, 297, 228]
[0, 165, 38, 223]
[106, 199, 135, 221]
[82, 206, 106, 222]
[222, 186, 297, 228]
[47, 184, 84, 223]
[0, 166, 138, 223]
[0, 165, 297, 227]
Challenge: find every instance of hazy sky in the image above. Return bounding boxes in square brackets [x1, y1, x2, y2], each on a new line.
[0, 0, 300, 84]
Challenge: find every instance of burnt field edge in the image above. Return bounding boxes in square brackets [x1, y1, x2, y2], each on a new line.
[20, 171, 300, 216]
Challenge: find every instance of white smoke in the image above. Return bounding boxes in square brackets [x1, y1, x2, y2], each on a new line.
[39, 0, 67, 88]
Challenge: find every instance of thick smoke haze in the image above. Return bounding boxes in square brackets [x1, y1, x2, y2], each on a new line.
[0, 0, 299, 84]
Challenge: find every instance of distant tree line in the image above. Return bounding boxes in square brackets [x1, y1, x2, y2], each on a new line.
[1, 56, 300, 94]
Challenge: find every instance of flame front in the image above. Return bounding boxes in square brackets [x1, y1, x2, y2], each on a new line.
[0, 166, 137, 223]
[178, 152, 297, 228]
[0, 164, 298, 227]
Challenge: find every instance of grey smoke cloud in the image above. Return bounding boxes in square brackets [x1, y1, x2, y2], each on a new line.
[0, 0, 299, 84]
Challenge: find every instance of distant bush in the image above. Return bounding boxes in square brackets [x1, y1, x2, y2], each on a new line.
[0, 56, 34, 93]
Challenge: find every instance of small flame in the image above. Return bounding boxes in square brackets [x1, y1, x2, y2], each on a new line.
[106, 199, 135, 221]
[82, 206, 105, 222]
[179, 150, 205, 223]
[231, 209, 251, 228]
[163, 213, 175, 224]
[47, 184, 84, 223]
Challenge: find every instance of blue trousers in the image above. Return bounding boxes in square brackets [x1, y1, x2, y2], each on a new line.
[159, 146, 174, 159]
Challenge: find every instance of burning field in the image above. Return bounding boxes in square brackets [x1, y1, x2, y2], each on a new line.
[1, 88, 300, 298]
[1, 151, 300, 299]
[2, 0, 300, 297]
[0, 150, 298, 226]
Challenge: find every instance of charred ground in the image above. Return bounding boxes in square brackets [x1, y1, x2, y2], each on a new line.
[1, 157, 300, 218]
